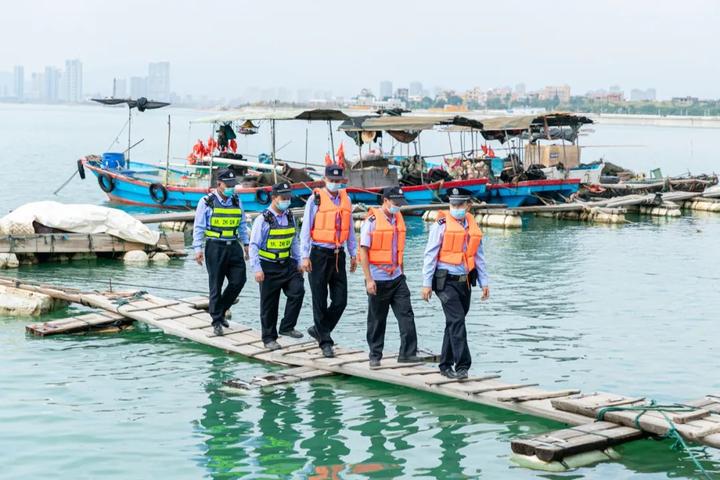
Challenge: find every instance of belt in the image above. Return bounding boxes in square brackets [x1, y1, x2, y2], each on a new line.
[207, 238, 239, 246]
[311, 245, 344, 255]
[446, 274, 468, 282]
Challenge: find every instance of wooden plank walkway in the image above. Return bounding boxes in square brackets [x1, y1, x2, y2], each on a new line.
[10, 278, 720, 454]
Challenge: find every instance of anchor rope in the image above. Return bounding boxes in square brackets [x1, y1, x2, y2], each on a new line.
[596, 401, 714, 479]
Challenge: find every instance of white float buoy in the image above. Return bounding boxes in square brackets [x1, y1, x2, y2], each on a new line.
[151, 252, 171, 263]
[123, 250, 149, 264]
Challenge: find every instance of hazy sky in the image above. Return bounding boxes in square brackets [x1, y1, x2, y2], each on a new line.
[1, 0, 717, 99]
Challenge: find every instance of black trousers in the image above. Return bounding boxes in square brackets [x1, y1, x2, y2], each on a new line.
[308, 246, 347, 347]
[435, 280, 472, 372]
[205, 240, 247, 326]
[367, 275, 418, 361]
[259, 260, 305, 344]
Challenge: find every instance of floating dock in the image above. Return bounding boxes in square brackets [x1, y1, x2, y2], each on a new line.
[11, 276, 720, 472]
[0, 232, 184, 255]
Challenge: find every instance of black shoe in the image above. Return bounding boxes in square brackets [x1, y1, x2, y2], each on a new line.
[369, 358, 381, 369]
[307, 326, 319, 341]
[220, 319, 230, 328]
[280, 329, 304, 339]
[439, 369, 456, 379]
[213, 324, 224, 336]
[454, 369, 469, 380]
[264, 340, 281, 351]
[321, 345, 335, 358]
[398, 355, 423, 363]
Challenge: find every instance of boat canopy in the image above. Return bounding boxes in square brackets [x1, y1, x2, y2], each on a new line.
[91, 97, 170, 112]
[191, 108, 367, 124]
[338, 114, 484, 144]
[477, 112, 593, 143]
[338, 115, 484, 132]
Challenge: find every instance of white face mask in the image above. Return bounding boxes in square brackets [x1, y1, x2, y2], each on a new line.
[388, 205, 401, 215]
[326, 182, 343, 192]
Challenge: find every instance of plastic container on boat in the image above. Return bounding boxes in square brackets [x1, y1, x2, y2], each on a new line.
[102, 152, 125, 169]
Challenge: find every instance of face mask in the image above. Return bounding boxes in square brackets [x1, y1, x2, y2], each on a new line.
[326, 182, 342, 192]
[388, 205, 401, 215]
[450, 208, 466, 220]
[277, 200, 291, 211]
[223, 187, 235, 197]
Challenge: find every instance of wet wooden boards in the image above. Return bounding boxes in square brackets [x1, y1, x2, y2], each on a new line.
[9, 280, 720, 454]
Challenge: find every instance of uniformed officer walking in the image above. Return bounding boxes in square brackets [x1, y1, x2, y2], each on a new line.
[421, 187, 489, 379]
[359, 186, 419, 368]
[300, 164, 358, 358]
[193, 168, 249, 336]
[249, 182, 305, 350]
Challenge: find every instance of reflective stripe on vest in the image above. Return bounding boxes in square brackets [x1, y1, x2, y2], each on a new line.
[367, 207, 405, 274]
[204, 195, 243, 239]
[258, 211, 297, 262]
[437, 211, 483, 271]
[310, 188, 352, 246]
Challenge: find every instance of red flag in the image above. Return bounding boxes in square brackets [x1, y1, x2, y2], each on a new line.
[336, 142, 346, 168]
[324, 152, 333, 165]
[229, 139, 237, 153]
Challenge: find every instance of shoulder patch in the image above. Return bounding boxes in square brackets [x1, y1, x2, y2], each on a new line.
[313, 193, 321, 206]
[368, 215, 376, 222]
[437, 217, 446, 225]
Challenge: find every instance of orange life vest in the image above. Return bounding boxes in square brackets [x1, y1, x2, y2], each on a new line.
[437, 211, 483, 271]
[366, 207, 406, 273]
[310, 188, 352, 246]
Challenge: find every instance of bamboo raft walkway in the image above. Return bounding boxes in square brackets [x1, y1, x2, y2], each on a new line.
[8, 276, 720, 471]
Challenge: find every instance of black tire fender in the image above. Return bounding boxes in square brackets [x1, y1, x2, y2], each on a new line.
[149, 183, 168, 204]
[98, 173, 114, 193]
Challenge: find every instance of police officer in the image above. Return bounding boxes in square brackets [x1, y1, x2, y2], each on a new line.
[421, 188, 490, 379]
[193, 168, 249, 336]
[249, 182, 305, 350]
[359, 186, 419, 368]
[300, 164, 358, 358]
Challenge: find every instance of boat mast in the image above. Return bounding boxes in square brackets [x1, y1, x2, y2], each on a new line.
[271, 119, 278, 183]
[327, 120, 336, 163]
[164, 115, 171, 185]
[127, 106, 132, 169]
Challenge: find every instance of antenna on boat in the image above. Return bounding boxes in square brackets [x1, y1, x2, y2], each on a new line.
[91, 97, 171, 170]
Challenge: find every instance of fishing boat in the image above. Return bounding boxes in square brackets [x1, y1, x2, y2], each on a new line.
[337, 114, 489, 203]
[79, 103, 347, 210]
[469, 113, 593, 205]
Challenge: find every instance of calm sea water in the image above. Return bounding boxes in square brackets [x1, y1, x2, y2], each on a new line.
[1, 104, 719, 479]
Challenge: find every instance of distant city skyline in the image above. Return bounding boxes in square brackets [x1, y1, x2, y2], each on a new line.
[0, 59, 701, 106]
[1, 0, 717, 102]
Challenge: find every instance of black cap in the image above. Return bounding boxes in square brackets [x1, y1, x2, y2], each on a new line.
[324, 164, 345, 180]
[382, 186, 408, 205]
[448, 187, 472, 203]
[216, 168, 238, 187]
[271, 182, 292, 196]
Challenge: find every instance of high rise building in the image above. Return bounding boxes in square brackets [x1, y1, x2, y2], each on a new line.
[13, 65, 24, 99]
[130, 76, 147, 98]
[630, 88, 656, 101]
[379, 80, 393, 100]
[43, 66, 61, 102]
[409, 81, 423, 97]
[396, 88, 409, 101]
[113, 78, 127, 98]
[147, 62, 170, 101]
[63, 59, 83, 102]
